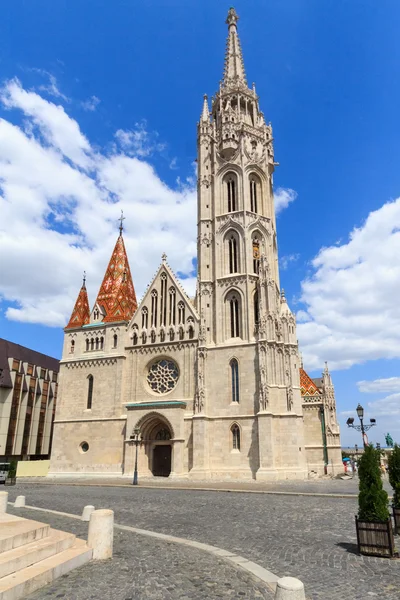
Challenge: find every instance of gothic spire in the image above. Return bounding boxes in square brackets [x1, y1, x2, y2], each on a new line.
[95, 230, 138, 323]
[65, 273, 90, 329]
[223, 8, 247, 90]
[200, 94, 210, 122]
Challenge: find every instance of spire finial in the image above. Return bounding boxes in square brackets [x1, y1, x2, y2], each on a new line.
[281, 288, 286, 302]
[222, 7, 247, 89]
[82, 271, 86, 287]
[226, 7, 239, 27]
[118, 210, 125, 236]
[162, 252, 167, 263]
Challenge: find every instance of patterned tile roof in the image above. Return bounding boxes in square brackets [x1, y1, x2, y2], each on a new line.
[95, 234, 137, 323]
[65, 284, 90, 330]
[300, 368, 321, 396]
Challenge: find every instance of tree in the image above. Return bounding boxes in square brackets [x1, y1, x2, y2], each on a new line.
[358, 444, 389, 522]
[388, 444, 400, 509]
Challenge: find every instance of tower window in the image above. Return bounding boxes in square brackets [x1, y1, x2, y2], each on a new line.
[228, 294, 240, 338]
[86, 339, 89, 352]
[100, 336, 104, 350]
[70, 340, 75, 354]
[113, 334, 118, 348]
[254, 291, 259, 326]
[231, 424, 241, 451]
[250, 177, 258, 213]
[252, 237, 260, 274]
[230, 359, 239, 403]
[87, 375, 93, 410]
[226, 177, 237, 212]
[95, 337, 99, 350]
[90, 338, 94, 351]
[228, 235, 239, 273]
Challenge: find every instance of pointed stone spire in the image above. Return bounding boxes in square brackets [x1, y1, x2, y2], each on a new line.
[65, 272, 90, 329]
[322, 361, 333, 387]
[201, 94, 210, 122]
[223, 8, 247, 89]
[95, 231, 138, 323]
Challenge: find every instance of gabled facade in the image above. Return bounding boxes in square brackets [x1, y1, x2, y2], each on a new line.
[49, 9, 342, 480]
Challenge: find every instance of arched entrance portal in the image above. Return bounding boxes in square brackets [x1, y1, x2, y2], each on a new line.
[136, 413, 173, 478]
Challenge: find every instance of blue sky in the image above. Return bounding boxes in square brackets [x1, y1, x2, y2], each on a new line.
[1, 0, 400, 446]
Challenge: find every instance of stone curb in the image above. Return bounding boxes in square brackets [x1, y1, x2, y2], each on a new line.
[15, 480, 362, 499]
[8, 502, 280, 592]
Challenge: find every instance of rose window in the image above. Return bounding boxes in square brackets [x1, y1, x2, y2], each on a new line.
[147, 359, 179, 394]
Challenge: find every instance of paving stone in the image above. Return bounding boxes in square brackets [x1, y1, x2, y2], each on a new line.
[7, 483, 400, 600]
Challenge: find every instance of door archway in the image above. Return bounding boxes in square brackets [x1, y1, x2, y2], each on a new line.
[135, 413, 173, 477]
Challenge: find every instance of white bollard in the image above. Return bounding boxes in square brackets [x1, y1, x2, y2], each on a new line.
[14, 495, 25, 508]
[81, 505, 95, 522]
[88, 509, 114, 560]
[0, 491, 8, 513]
[274, 577, 306, 600]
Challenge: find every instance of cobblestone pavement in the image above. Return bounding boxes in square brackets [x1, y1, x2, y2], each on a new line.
[7, 485, 400, 600]
[8, 506, 273, 600]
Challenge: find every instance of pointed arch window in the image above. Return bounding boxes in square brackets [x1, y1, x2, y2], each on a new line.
[160, 273, 167, 326]
[169, 287, 176, 325]
[141, 308, 148, 329]
[132, 331, 138, 345]
[254, 291, 259, 326]
[178, 301, 185, 325]
[70, 340, 75, 354]
[90, 338, 94, 351]
[169, 328, 175, 342]
[151, 290, 158, 328]
[86, 339, 89, 352]
[188, 326, 194, 339]
[228, 294, 240, 338]
[95, 337, 99, 350]
[151, 330, 156, 343]
[230, 359, 239, 403]
[227, 177, 237, 212]
[250, 175, 260, 213]
[94, 308, 99, 321]
[100, 336, 104, 350]
[160, 329, 165, 343]
[87, 375, 93, 410]
[231, 423, 241, 451]
[179, 327, 184, 341]
[113, 334, 118, 348]
[228, 234, 239, 273]
[253, 236, 260, 274]
[142, 331, 147, 344]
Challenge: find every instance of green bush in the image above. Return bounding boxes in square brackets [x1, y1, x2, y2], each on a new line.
[8, 460, 17, 479]
[388, 444, 400, 508]
[358, 444, 389, 522]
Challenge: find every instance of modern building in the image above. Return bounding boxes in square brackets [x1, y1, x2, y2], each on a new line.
[0, 338, 59, 460]
[49, 8, 342, 480]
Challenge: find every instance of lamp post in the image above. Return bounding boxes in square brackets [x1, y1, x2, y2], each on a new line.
[346, 404, 376, 449]
[130, 426, 141, 486]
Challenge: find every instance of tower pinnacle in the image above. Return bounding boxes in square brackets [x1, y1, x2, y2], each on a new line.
[65, 276, 90, 329]
[223, 7, 247, 89]
[201, 94, 210, 122]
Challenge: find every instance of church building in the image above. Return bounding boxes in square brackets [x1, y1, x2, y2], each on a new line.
[49, 9, 342, 480]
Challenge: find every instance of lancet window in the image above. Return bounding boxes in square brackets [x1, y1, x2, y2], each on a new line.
[252, 236, 260, 274]
[230, 359, 239, 403]
[100, 336, 104, 350]
[86, 339, 89, 352]
[70, 340, 75, 354]
[227, 293, 240, 338]
[224, 173, 237, 212]
[160, 273, 167, 326]
[87, 375, 93, 410]
[151, 290, 158, 328]
[227, 234, 239, 274]
[254, 291, 259, 326]
[141, 308, 148, 329]
[231, 424, 241, 451]
[178, 301, 185, 325]
[169, 287, 176, 325]
[113, 334, 118, 348]
[249, 175, 260, 213]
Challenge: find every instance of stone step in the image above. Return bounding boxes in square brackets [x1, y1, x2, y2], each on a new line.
[0, 516, 50, 554]
[0, 538, 93, 600]
[0, 529, 76, 579]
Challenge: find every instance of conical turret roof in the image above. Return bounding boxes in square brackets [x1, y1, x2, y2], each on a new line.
[95, 233, 137, 323]
[66, 277, 90, 330]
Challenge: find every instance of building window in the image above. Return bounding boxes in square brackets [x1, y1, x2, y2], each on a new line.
[27, 364, 34, 376]
[52, 372, 58, 383]
[226, 176, 237, 212]
[151, 290, 158, 328]
[231, 424, 241, 451]
[169, 287, 176, 325]
[70, 340, 75, 354]
[87, 375, 93, 409]
[79, 441, 89, 453]
[230, 359, 239, 403]
[151, 330, 156, 343]
[253, 237, 260, 274]
[95, 337, 99, 350]
[160, 329, 165, 342]
[228, 294, 240, 338]
[113, 334, 118, 348]
[249, 175, 259, 213]
[40, 368, 46, 379]
[142, 308, 148, 329]
[228, 235, 239, 273]
[254, 291, 259, 326]
[12, 359, 20, 372]
[90, 338, 94, 351]
[147, 358, 179, 394]
[179, 327, 184, 341]
[178, 301, 185, 325]
[5, 373, 22, 455]
[160, 273, 167, 326]
[188, 325, 194, 339]
[142, 331, 147, 344]
[132, 330, 138, 345]
[86, 339, 89, 352]
[93, 308, 99, 320]
[100, 336, 104, 350]
[169, 328, 175, 342]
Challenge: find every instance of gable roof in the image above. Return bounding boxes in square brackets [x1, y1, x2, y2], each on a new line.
[300, 368, 321, 396]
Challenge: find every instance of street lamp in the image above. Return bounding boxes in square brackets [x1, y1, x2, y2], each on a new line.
[346, 403, 376, 448]
[130, 426, 141, 486]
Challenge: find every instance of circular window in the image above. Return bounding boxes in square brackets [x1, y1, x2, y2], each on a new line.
[147, 358, 179, 394]
[79, 442, 89, 453]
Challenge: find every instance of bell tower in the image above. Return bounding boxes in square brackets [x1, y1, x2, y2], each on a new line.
[193, 8, 307, 480]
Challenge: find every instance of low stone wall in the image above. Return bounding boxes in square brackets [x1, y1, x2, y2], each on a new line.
[16, 459, 50, 477]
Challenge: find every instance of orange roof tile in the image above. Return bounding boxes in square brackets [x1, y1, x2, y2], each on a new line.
[95, 234, 137, 323]
[66, 284, 90, 330]
[300, 367, 321, 396]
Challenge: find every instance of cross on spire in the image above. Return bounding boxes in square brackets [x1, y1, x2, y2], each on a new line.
[82, 271, 86, 287]
[118, 210, 125, 236]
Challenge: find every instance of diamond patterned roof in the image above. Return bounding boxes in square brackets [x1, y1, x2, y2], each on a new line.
[95, 234, 137, 323]
[300, 368, 321, 396]
[65, 284, 90, 330]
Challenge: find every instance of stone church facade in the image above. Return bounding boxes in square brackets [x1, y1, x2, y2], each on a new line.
[49, 9, 342, 480]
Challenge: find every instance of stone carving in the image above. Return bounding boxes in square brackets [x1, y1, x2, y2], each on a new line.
[194, 348, 207, 414]
[258, 343, 269, 411]
[286, 386, 293, 411]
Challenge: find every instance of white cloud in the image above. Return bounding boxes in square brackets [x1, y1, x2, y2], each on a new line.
[297, 198, 400, 370]
[115, 120, 166, 157]
[0, 79, 196, 327]
[367, 393, 400, 417]
[280, 253, 300, 270]
[274, 187, 297, 214]
[81, 95, 100, 112]
[357, 377, 400, 394]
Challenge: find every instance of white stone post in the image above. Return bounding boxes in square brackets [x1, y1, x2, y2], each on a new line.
[274, 577, 305, 600]
[88, 509, 114, 560]
[81, 505, 95, 522]
[14, 495, 26, 508]
[0, 491, 8, 513]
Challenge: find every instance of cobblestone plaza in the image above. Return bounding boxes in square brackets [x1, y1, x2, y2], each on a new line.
[6, 483, 400, 599]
